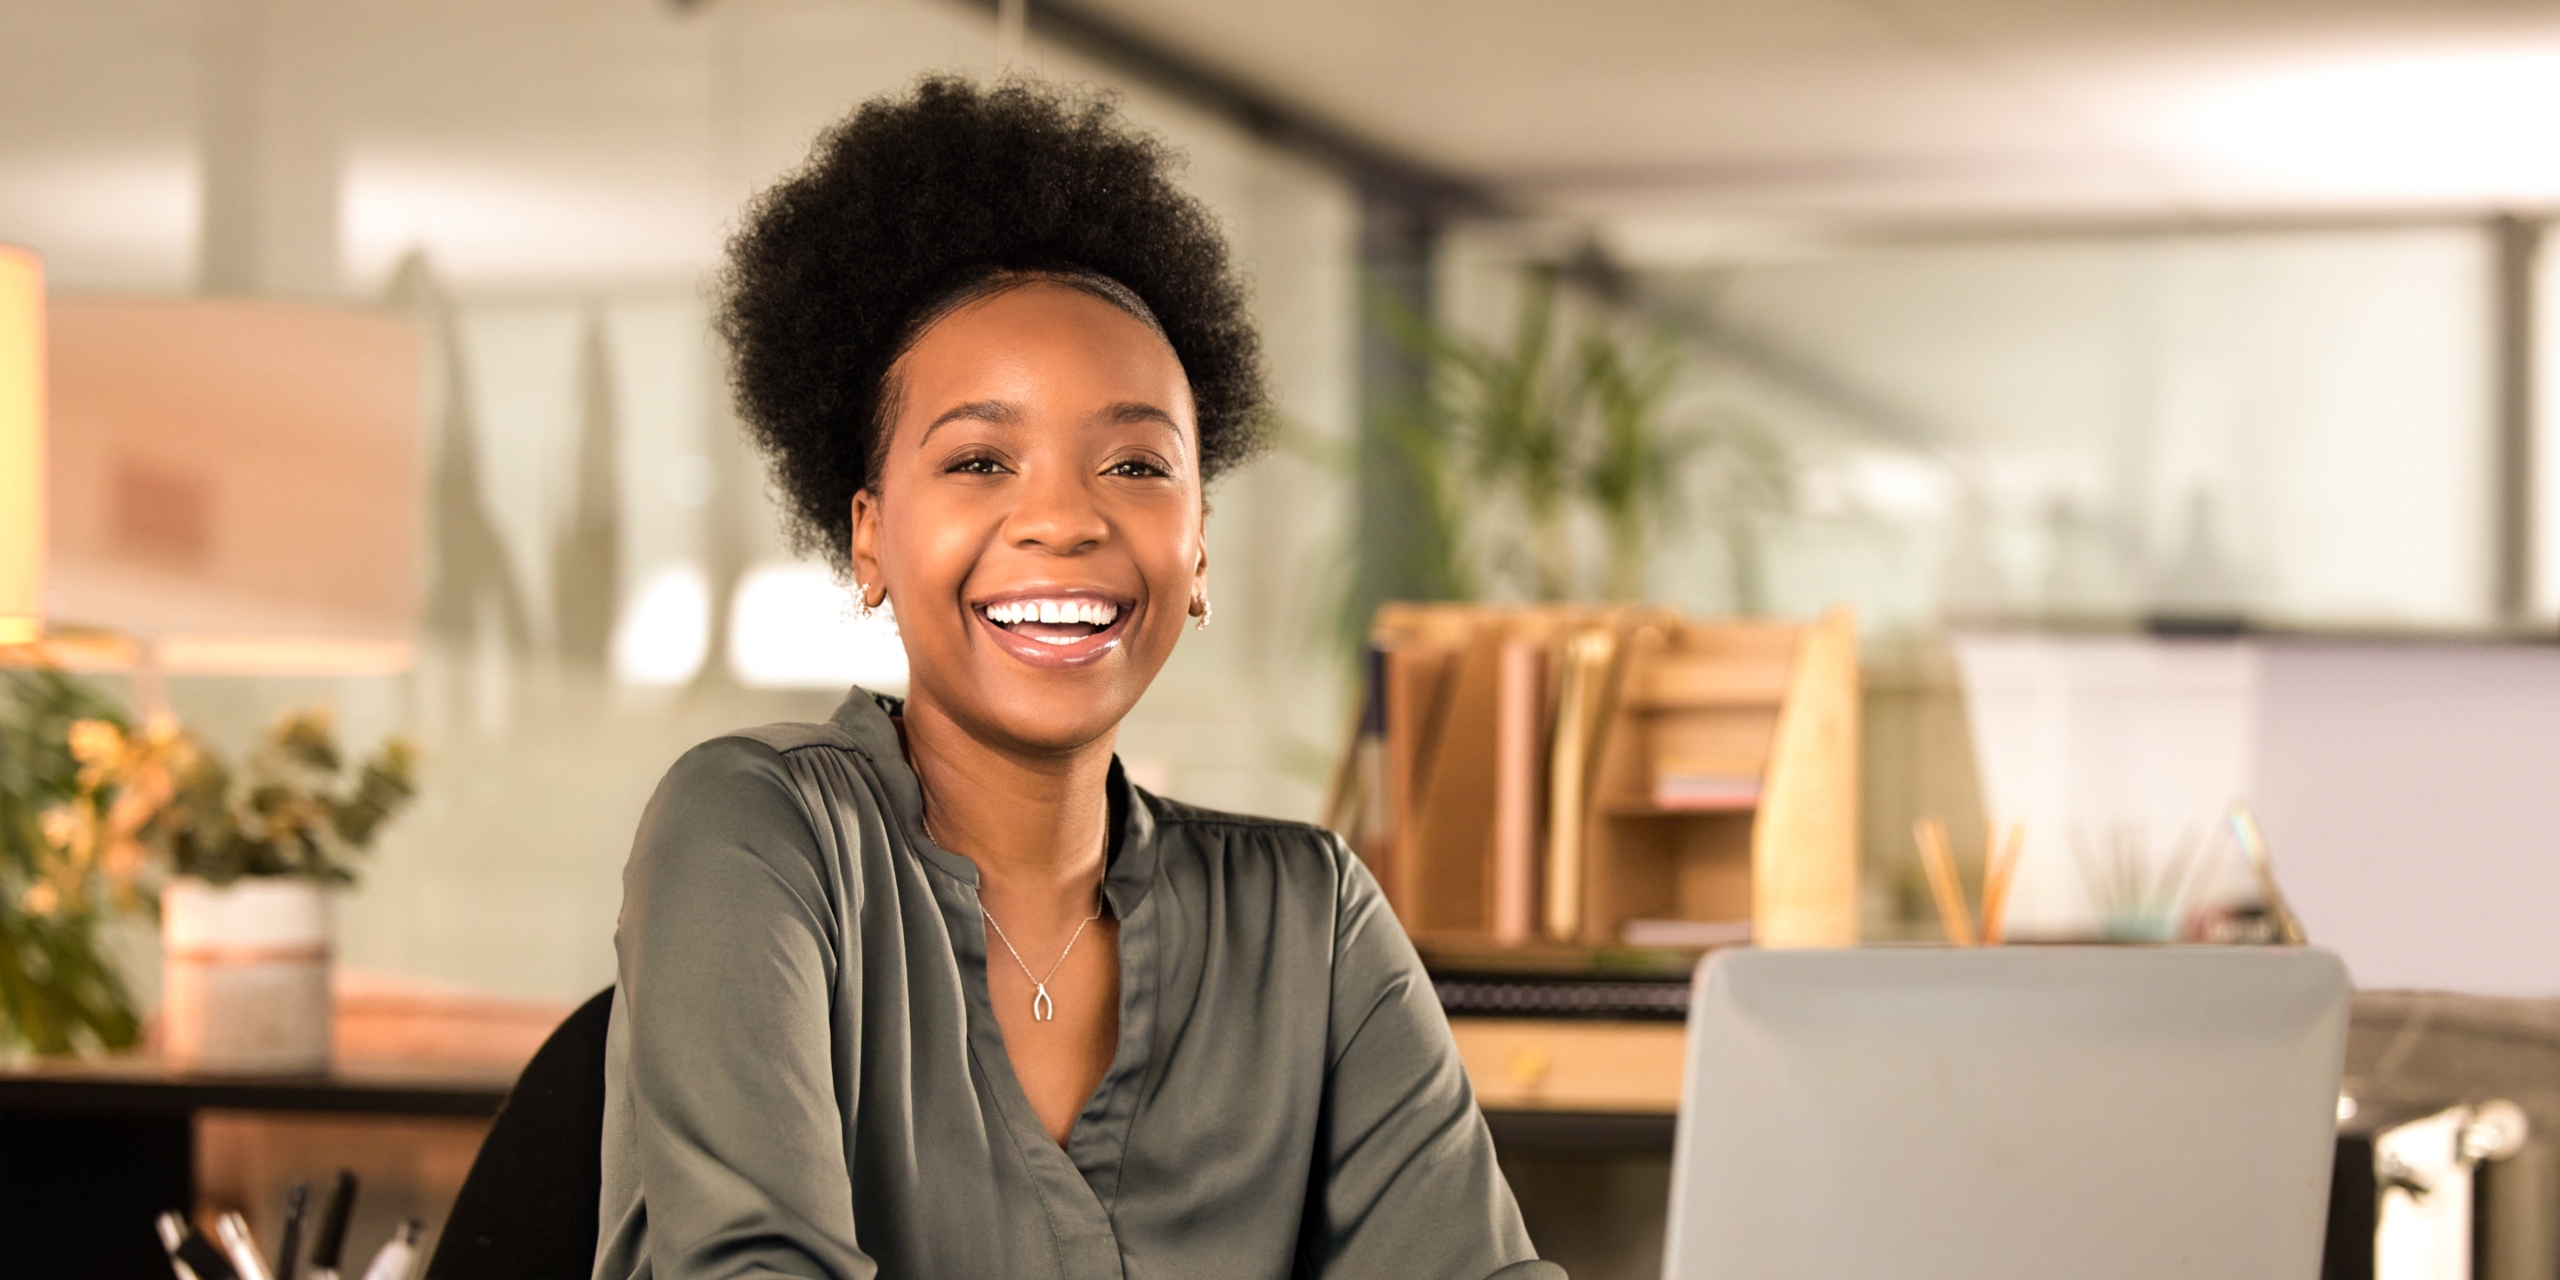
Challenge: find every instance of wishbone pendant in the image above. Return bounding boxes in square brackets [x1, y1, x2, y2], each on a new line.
[979, 886, 1100, 1028]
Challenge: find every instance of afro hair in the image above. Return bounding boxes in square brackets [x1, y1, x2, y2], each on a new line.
[718, 75, 1271, 574]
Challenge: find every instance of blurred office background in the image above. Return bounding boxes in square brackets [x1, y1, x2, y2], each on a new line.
[11, 0, 1374, 1005]
[16, 1, 2560, 1270]
[22, 0, 2560, 1006]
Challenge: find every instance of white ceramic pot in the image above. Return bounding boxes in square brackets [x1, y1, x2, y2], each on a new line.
[162, 876, 333, 1075]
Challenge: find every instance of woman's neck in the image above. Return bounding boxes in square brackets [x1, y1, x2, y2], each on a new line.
[898, 693, 1115, 906]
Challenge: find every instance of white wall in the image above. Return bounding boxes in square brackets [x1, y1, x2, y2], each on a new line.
[1956, 633, 2560, 995]
[1951, 634, 2259, 938]
[2256, 643, 2560, 996]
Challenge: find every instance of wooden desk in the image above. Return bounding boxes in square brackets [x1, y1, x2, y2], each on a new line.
[1451, 1017, 1686, 1115]
[0, 1057, 514, 1279]
[1433, 968, 1692, 1163]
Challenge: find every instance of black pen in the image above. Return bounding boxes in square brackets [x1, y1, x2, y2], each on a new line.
[157, 1213, 196, 1280]
[308, 1170, 360, 1280]
[275, 1179, 310, 1280]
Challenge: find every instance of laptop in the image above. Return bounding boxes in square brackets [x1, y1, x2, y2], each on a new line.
[1663, 946, 2350, 1280]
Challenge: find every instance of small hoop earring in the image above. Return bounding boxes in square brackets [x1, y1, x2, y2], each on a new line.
[1193, 599, 1212, 631]
[854, 584, 880, 621]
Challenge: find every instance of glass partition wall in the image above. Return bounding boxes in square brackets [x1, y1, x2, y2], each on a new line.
[1444, 219, 2550, 642]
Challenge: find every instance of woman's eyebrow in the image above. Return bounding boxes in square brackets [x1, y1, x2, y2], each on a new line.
[918, 399, 1017, 445]
[1101, 401, 1177, 428]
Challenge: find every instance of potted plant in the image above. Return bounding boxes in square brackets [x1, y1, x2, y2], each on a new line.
[65, 707, 416, 1074]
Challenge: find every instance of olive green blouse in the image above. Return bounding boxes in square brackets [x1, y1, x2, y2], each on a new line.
[593, 690, 1560, 1280]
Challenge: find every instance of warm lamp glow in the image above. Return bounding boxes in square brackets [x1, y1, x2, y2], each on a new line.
[0, 246, 40, 646]
[155, 634, 416, 677]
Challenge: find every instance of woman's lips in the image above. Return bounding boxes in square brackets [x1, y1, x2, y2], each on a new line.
[971, 596, 1134, 669]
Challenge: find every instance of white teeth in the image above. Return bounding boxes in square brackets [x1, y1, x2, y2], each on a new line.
[985, 597, 1121, 629]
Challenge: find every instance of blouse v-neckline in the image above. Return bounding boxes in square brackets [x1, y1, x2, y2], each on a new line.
[842, 693, 1163, 1200]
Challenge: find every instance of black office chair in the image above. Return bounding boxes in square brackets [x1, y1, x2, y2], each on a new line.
[426, 987, 613, 1280]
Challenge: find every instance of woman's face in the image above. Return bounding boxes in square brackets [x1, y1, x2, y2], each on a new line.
[851, 281, 1205, 757]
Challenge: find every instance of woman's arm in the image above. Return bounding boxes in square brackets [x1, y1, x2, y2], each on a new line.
[1297, 837, 1567, 1280]
[609, 737, 874, 1279]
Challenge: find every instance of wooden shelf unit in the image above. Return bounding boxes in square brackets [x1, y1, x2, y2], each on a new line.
[1338, 603, 1860, 957]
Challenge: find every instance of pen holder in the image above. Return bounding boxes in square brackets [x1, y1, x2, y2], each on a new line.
[163, 876, 334, 1075]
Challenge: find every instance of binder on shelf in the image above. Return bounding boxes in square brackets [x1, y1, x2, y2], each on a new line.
[1490, 638, 1544, 945]
[1544, 626, 1617, 942]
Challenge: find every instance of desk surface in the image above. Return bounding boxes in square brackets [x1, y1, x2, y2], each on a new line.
[0, 1054, 517, 1117]
[1449, 1016, 1687, 1115]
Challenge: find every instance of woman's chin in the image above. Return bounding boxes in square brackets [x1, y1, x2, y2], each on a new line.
[910, 664, 1151, 758]
[984, 702, 1137, 758]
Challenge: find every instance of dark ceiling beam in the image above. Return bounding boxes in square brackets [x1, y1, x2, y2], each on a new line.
[947, 0, 1501, 216]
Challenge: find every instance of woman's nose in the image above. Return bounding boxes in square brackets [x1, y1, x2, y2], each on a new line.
[1001, 466, 1108, 554]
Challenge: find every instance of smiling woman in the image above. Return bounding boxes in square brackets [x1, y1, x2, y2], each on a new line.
[592, 77, 1560, 1280]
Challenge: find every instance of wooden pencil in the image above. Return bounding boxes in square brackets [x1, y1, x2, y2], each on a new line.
[1980, 822, 2024, 944]
[1914, 815, 1976, 947]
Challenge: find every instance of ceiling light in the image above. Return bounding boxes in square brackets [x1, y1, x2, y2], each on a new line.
[2164, 48, 2560, 202]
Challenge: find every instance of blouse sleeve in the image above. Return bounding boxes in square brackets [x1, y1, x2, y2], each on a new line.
[607, 737, 876, 1279]
[1298, 836, 1567, 1280]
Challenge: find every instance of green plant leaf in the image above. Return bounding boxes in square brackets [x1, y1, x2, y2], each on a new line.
[0, 670, 145, 1054]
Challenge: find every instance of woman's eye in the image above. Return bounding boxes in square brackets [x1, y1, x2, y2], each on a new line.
[947, 455, 1008, 475]
[1105, 458, 1170, 479]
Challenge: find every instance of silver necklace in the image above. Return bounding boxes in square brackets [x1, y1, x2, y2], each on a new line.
[925, 809, 1106, 1022]
[981, 888, 1105, 1022]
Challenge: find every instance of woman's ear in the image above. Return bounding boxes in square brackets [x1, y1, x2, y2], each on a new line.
[1187, 540, 1211, 625]
[1185, 496, 1212, 619]
[849, 489, 887, 609]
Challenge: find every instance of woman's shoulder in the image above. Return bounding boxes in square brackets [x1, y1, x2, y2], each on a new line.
[660, 687, 895, 781]
[1133, 791, 1401, 966]
[1135, 788, 1361, 887]
[1140, 789, 1342, 847]
[708, 716, 865, 762]
[640, 718, 880, 854]
[657, 715, 868, 787]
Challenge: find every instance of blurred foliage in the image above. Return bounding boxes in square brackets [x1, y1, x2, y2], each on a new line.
[1365, 266, 1794, 619]
[0, 670, 145, 1056]
[3, 682, 423, 1056]
[71, 708, 420, 886]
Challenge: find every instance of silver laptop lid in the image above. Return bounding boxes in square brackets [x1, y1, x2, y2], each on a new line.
[1664, 946, 2349, 1280]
